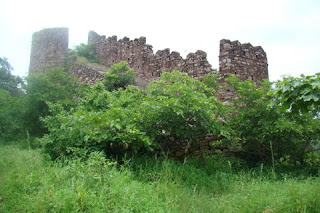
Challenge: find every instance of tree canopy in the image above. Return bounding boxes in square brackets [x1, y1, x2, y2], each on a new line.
[0, 57, 24, 96]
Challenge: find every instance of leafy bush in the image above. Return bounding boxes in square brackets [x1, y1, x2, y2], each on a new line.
[274, 73, 320, 114]
[42, 71, 227, 159]
[141, 71, 227, 151]
[103, 61, 135, 91]
[73, 42, 100, 63]
[226, 75, 320, 166]
[42, 102, 152, 159]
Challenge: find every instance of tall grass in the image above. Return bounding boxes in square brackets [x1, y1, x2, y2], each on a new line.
[0, 145, 319, 212]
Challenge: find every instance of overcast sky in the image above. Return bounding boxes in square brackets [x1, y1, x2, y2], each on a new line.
[0, 0, 319, 81]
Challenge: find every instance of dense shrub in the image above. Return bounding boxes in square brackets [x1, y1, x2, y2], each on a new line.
[103, 61, 135, 91]
[140, 71, 227, 151]
[0, 89, 26, 141]
[24, 67, 81, 136]
[72, 42, 100, 63]
[226, 75, 320, 165]
[42, 71, 227, 159]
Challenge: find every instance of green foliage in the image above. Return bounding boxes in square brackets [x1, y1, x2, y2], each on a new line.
[42, 71, 227, 159]
[142, 71, 227, 150]
[0, 58, 26, 141]
[103, 61, 135, 91]
[226, 75, 320, 165]
[1, 146, 319, 213]
[0, 57, 24, 96]
[42, 103, 152, 159]
[0, 90, 26, 141]
[203, 72, 219, 91]
[24, 67, 80, 136]
[72, 42, 100, 63]
[274, 73, 320, 114]
[41, 84, 151, 159]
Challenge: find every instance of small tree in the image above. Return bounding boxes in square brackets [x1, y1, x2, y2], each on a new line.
[0, 57, 24, 96]
[226, 75, 320, 165]
[103, 61, 135, 91]
[24, 67, 80, 136]
[141, 71, 227, 152]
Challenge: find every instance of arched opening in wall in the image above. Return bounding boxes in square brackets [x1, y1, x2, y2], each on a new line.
[137, 65, 140, 69]
[127, 58, 130, 61]
[234, 72, 237, 75]
[243, 51, 246, 56]
[256, 55, 259, 59]
[112, 59, 115, 63]
[232, 49, 235, 54]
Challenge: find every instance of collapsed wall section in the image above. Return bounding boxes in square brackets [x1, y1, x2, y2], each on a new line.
[88, 31, 213, 81]
[29, 28, 69, 73]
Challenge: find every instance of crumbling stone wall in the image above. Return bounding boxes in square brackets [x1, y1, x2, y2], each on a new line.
[218, 39, 268, 101]
[69, 62, 105, 84]
[28, 28, 270, 158]
[88, 31, 213, 81]
[29, 28, 69, 73]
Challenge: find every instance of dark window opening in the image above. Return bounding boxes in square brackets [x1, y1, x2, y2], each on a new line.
[256, 55, 259, 59]
[234, 72, 237, 75]
[112, 59, 115, 63]
[137, 65, 140, 69]
[128, 58, 130, 61]
[243, 51, 246, 56]
[232, 49, 235, 54]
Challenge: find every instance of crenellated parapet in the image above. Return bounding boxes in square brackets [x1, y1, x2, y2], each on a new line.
[29, 28, 269, 104]
[89, 31, 213, 81]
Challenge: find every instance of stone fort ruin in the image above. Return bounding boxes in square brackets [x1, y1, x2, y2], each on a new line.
[29, 28, 268, 99]
[29, 28, 269, 156]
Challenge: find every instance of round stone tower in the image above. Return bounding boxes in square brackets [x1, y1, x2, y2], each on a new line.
[29, 28, 69, 73]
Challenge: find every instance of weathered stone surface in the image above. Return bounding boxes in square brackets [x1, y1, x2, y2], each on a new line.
[217, 39, 268, 101]
[29, 28, 69, 73]
[89, 31, 214, 82]
[69, 62, 106, 84]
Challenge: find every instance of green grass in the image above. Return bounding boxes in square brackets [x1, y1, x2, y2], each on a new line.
[0, 145, 319, 212]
